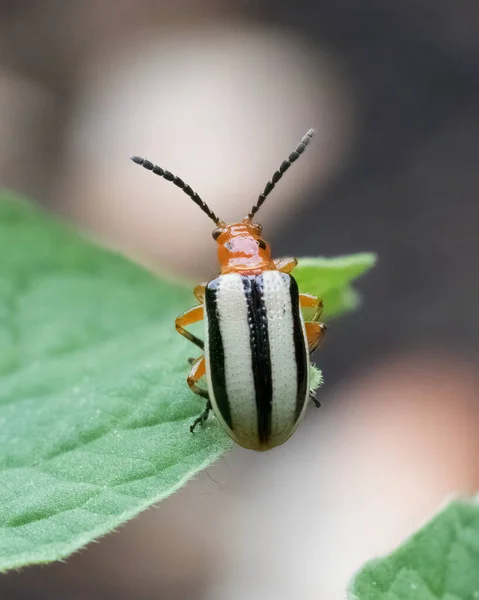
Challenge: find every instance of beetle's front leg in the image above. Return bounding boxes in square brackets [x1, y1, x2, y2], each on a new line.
[175, 305, 204, 350]
[182, 285, 207, 361]
[193, 283, 207, 303]
[274, 256, 298, 274]
[187, 355, 212, 432]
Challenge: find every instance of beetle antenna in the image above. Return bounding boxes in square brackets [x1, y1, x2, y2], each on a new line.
[247, 128, 316, 220]
[131, 156, 224, 226]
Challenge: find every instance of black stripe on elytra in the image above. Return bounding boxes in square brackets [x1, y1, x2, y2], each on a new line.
[242, 275, 273, 444]
[289, 274, 309, 421]
[205, 278, 232, 429]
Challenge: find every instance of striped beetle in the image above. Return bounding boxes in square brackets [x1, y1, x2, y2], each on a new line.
[132, 129, 326, 451]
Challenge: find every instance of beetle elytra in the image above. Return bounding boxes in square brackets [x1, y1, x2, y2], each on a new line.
[132, 129, 326, 451]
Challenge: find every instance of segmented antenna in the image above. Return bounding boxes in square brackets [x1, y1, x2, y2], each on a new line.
[247, 128, 316, 220]
[131, 156, 224, 226]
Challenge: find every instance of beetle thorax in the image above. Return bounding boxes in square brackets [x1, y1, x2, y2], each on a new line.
[214, 221, 275, 275]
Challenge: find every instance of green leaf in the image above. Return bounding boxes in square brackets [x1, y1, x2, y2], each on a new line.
[293, 254, 377, 318]
[349, 498, 479, 600]
[0, 193, 374, 571]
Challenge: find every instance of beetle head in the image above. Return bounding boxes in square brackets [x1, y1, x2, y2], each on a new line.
[214, 220, 273, 274]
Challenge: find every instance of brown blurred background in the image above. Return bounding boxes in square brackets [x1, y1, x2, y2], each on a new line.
[1, 1, 479, 599]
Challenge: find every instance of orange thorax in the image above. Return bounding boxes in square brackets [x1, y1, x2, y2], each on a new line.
[216, 222, 275, 275]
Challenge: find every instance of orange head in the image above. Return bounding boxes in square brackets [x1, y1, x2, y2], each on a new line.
[131, 129, 316, 274]
[212, 219, 274, 275]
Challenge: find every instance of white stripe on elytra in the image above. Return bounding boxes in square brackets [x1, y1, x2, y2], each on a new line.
[214, 274, 257, 445]
[262, 271, 306, 440]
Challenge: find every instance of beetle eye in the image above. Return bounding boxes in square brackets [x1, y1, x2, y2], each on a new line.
[257, 239, 267, 250]
[212, 228, 223, 240]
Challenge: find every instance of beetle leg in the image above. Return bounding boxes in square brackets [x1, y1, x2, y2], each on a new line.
[186, 355, 209, 399]
[175, 305, 204, 349]
[193, 283, 207, 303]
[305, 321, 327, 353]
[187, 356, 212, 432]
[274, 256, 298, 274]
[310, 393, 321, 408]
[299, 292, 323, 321]
[190, 401, 212, 433]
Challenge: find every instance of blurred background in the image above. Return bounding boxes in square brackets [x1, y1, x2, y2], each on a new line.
[1, 1, 479, 598]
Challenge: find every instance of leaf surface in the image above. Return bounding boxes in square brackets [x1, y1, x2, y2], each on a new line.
[350, 499, 479, 600]
[294, 254, 377, 318]
[0, 195, 375, 570]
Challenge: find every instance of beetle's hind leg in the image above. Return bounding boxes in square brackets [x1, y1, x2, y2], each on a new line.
[190, 401, 212, 433]
[187, 355, 212, 432]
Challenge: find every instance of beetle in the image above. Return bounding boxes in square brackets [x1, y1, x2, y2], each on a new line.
[131, 129, 326, 451]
